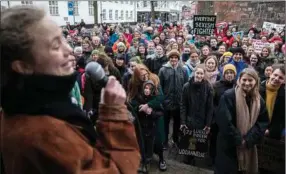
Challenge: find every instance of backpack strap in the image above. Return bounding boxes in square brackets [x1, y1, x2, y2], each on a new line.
[81, 73, 86, 92]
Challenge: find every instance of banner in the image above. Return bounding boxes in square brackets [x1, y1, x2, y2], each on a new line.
[193, 15, 216, 36]
[263, 22, 285, 33]
[232, 31, 244, 42]
[178, 128, 209, 158]
[257, 137, 285, 174]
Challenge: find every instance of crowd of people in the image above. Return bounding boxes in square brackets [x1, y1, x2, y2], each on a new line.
[1, 5, 285, 174]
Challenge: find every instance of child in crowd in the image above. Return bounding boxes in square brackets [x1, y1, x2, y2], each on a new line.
[132, 80, 167, 172]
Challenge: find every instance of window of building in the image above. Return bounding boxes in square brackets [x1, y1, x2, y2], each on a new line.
[21, 1, 33, 5]
[102, 9, 106, 20]
[88, 1, 94, 16]
[137, 2, 139, 8]
[125, 11, 128, 20]
[130, 11, 133, 19]
[120, 10, 124, 20]
[153, 1, 158, 7]
[143, 1, 147, 7]
[49, 1, 59, 16]
[115, 10, 118, 20]
[73, 1, 79, 16]
[121, 1, 123, 4]
[130, 1, 133, 5]
[109, 9, 113, 20]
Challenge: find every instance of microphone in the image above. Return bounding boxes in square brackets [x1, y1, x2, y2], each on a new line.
[85, 61, 109, 87]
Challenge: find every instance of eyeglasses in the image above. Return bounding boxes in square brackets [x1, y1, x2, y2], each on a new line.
[141, 73, 149, 78]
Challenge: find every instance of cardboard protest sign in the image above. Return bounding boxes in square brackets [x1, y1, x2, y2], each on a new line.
[193, 15, 216, 36]
[232, 31, 244, 41]
[257, 137, 285, 174]
[178, 128, 209, 158]
[252, 39, 274, 54]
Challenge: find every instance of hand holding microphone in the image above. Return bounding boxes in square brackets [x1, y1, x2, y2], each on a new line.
[85, 61, 126, 105]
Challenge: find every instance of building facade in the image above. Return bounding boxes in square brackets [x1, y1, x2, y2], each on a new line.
[1, 1, 137, 26]
[136, 1, 184, 23]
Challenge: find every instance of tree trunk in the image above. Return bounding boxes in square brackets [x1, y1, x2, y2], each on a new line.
[93, 1, 98, 24]
[150, 1, 155, 23]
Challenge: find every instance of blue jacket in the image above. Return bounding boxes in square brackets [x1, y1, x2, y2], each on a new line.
[227, 58, 248, 80]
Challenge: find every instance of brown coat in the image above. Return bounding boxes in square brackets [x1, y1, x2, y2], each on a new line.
[0, 104, 140, 174]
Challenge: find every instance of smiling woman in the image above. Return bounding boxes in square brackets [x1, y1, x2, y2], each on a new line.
[215, 68, 269, 174]
[0, 6, 140, 174]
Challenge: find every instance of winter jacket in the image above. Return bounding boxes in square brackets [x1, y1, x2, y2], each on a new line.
[228, 58, 248, 80]
[215, 88, 268, 174]
[180, 77, 214, 129]
[144, 55, 168, 75]
[158, 62, 188, 111]
[222, 36, 234, 48]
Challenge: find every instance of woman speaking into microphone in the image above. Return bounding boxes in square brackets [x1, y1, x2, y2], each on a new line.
[0, 6, 140, 174]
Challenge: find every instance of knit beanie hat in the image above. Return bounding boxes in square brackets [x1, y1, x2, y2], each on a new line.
[129, 56, 142, 64]
[223, 64, 237, 75]
[183, 42, 191, 49]
[167, 49, 180, 59]
[223, 52, 233, 57]
[230, 47, 245, 55]
[117, 42, 126, 49]
[169, 38, 176, 43]
[74, 46, 83, 54]
[91, 49, 100, 56]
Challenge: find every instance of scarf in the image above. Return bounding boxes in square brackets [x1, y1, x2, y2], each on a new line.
[187, 60, 200, 72]
[235, 85, 260, 173]
[1, 72, 97, 146]
[205, 70, 219, 84]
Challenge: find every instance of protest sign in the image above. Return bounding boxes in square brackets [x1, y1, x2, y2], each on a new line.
[257, 137, 285, 174]
[263, 22, 285, 33]
[178, 128, 209, 158]
[252, 39, 274, 53]
[193, 15, 216, 36]
[232, 31, 244, 41]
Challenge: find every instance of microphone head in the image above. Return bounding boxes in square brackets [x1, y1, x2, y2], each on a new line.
[85, 61, 105, 81]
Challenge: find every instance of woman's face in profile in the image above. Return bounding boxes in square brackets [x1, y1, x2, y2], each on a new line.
[25, 16, 74, 76]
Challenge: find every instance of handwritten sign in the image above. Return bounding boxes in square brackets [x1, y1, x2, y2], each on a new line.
[252, 39, 275, 53]
[263, 22, 285, 33]
[257, 137, 285, 174]
[178, 128, 209, 158]
[193, 15, 216, 36]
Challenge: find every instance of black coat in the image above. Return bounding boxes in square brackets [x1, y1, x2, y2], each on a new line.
[215, 88, 269, 174]
[180, 78, 214, 129]
[144, 55, 168, 75]
[260, 82, 285, 140]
